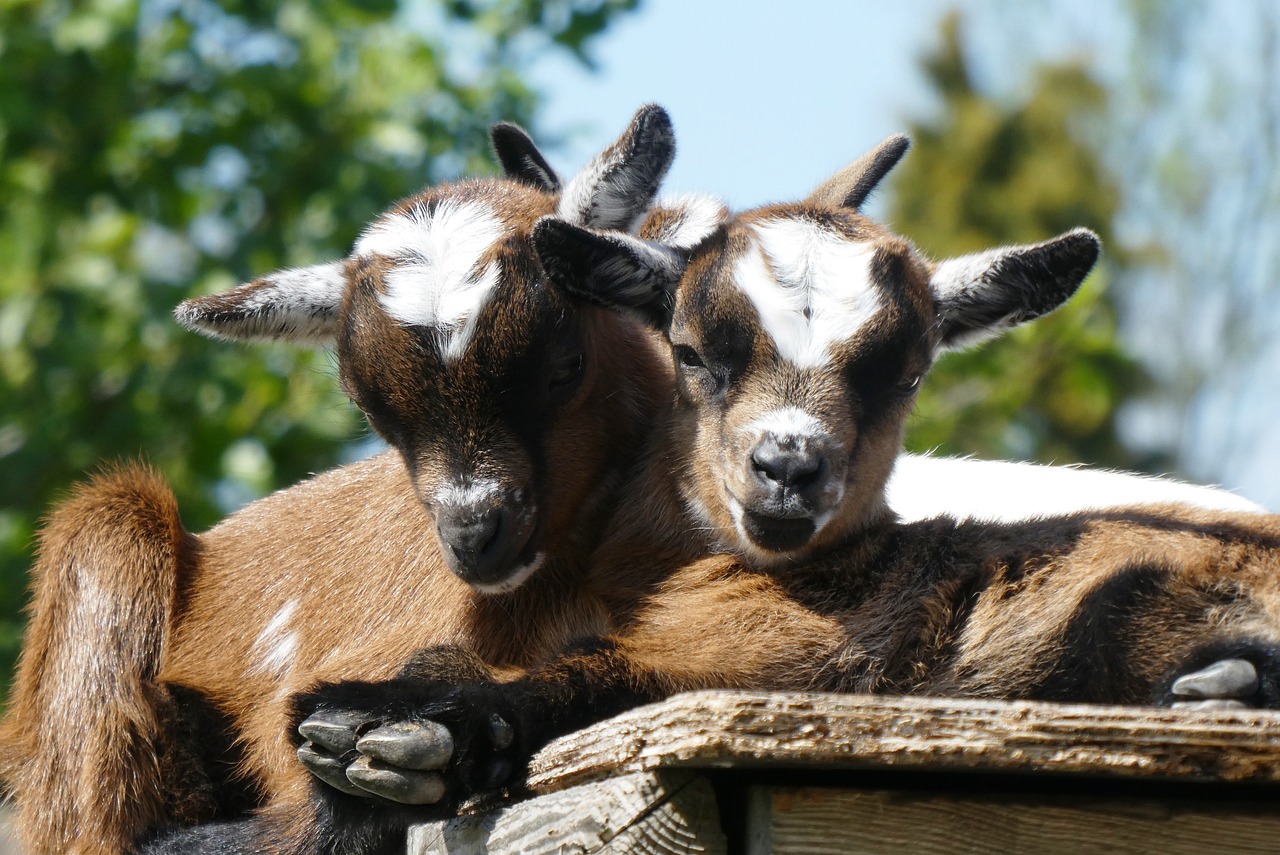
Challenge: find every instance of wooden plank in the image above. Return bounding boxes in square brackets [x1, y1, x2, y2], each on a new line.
[528, 690, 1280, 794]
[408, 770, 726, 855]
[747, 785, 1280, 854]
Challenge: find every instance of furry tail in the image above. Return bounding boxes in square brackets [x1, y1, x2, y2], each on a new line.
[0, 463, 188, 855]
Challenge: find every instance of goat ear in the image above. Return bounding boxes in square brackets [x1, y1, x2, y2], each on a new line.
[641, 193, 729, 250]
[931, 228, 1101, 352]
[805, 134, 911, 212]
[490, 121, 561, 192]
[557, 104, 676, 231]
[174, 261, 347, 345]
[533, 217, 684, 330]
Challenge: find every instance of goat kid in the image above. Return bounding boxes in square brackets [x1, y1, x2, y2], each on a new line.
[1, 106, 716, 855]
[291, 142, 1280, 842]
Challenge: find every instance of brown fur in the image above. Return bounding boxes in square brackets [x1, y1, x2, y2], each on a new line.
[1, 464, 190, 855]
[598, 502, 1280, 707]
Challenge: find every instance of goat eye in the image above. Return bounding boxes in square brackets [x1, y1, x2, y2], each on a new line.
[674, 345, 707, 371]
[897, 374, 922, 395]
[549, 352, 586, 389]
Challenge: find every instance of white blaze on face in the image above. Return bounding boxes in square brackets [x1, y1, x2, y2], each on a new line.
[733, 218, 883, 369]
[356, 200, 507, 361]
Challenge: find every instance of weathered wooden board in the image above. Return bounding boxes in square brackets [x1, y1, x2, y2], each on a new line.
[409, 770, 726, 855]
[528, 690, 1280, 794]
[747, 786, 1280, 855]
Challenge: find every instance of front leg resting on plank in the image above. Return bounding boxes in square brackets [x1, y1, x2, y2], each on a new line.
[295, 641, 659, 814]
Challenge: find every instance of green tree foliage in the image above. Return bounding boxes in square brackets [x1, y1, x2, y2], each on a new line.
[0, 0, 637, 690]
[891, 14, 1144, 469]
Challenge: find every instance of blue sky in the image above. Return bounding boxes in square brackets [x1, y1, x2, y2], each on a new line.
[530, 0, 948, 213]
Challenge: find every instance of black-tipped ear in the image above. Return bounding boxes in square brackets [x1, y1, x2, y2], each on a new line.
[491, 122, 561, 192]
[805, 134, 911, 212]
[557, 104, 676, 231]
[533, 217, 684, 330]
[174, 261, 348, 345]
[931, 228, 1101, 351]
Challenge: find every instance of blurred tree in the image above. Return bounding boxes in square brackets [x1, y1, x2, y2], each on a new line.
[0, 0, 638, 692]
[953, 1, 1280, 507]
[1100, 1, 1280, 504]
[891, 14, 1145, 470]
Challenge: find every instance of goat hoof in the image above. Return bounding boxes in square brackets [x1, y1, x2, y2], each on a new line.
[1172, 698, 1250, 711]
[489, 713, 514, 750]
[298, 742, 373, 798]
[1171, 658, 1259, 701]
[299, 709, 369, 754]
[346, 755, 447, 804]
[356, 720, 454, 771]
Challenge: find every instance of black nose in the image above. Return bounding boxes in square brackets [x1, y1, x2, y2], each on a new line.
[436, 505, 510, 580]
[751, 439, 827, 498]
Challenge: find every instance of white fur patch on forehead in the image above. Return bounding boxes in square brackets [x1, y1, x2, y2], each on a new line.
[356, 200, 507, 361]
[734, 218, 883, 369]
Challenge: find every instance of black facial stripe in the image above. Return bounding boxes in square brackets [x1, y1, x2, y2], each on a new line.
[700, 315, 756, 387]
[845, 312, 929, 412]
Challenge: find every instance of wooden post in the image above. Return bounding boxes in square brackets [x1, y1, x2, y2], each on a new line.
[409, 770, 726, 855]
[405, 691, 1280, 854]
[746, 786, 1280, 854]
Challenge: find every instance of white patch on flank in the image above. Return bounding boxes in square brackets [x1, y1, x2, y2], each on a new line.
[434, 478, 503, 511]
[470, 552, 546, 595]
[356, 200, 507, 361]
[886, 453, 1268, 524]
[251, 599, 300, 679]
[734, 218, 883, 369]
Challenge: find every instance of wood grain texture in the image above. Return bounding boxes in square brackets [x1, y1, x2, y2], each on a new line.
[409, 770, 726, 855]
[748, 786, 1280, 855]
[527, 690, 1280, 794]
